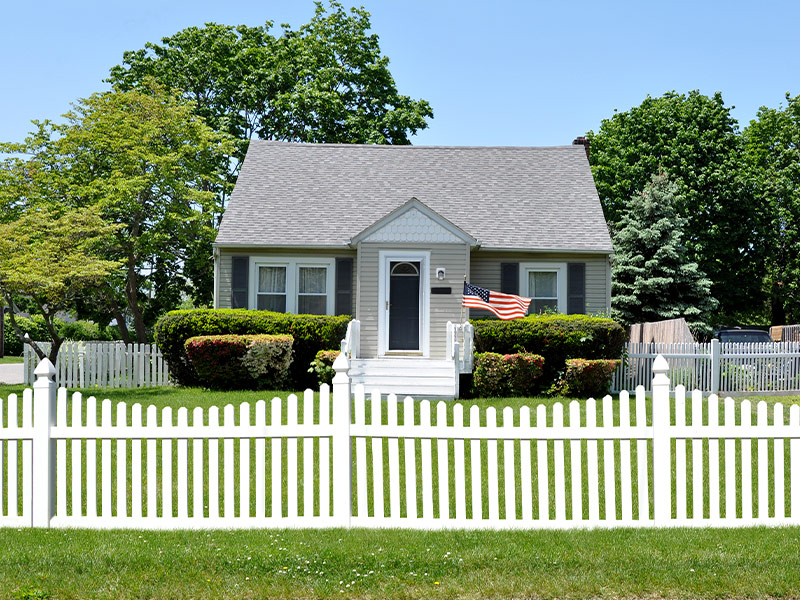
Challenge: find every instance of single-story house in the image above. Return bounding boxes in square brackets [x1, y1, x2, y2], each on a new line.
[213, 140, 613, 397]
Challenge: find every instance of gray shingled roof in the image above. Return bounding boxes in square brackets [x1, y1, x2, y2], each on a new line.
[215, 141, 613, 253]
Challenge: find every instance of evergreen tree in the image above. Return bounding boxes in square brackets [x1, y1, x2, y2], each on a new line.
[612, 173, 718, 332]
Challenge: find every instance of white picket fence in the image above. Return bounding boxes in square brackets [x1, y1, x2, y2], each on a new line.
[612, 339, 800, 395]
[3, 355, 800, 530]
[23, 341, 170, 388]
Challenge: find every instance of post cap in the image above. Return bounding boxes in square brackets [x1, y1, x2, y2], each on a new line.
[34, 358, 56, 378]
[332, 351, 350, 373]
[652, 354, 669, 374]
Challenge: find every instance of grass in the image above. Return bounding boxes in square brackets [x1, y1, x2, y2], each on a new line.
[3, 526, 800, 599]
[0, 356, 23, 365]
[3, 385, 800, 598]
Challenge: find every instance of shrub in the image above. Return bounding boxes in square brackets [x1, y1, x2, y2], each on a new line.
[472, 352, 545, 398]
[471, 314, 625, 388]
[552, 358, 621, 397]
[3, 314, 50, 355]
[156, 309, 350, 388]
[57, 319, 118, 342]
[185, 334, 294, 390]
[308, 350, 340, 387]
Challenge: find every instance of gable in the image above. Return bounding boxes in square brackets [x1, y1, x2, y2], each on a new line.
[351, 198, 478, 246]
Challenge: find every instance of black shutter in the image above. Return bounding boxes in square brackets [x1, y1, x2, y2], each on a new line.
[567, 262, 586, 314]
[335, 257, 354, 316]
[500, 263, 519, 295]
[231, 256, 249, 309]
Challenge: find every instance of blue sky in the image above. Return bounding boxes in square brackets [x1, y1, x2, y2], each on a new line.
[1, 0, 798, 147]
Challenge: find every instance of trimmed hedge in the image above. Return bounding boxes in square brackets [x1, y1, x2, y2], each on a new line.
[155, 309, 350, 388]
[471, 314, 626, 388]
[551, 358, 621, 397]
[472, 352, 545, 398]
[3, 315, 118, 356]
[185, 334, 293, 390]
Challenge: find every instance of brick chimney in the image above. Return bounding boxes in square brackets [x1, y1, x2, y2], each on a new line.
[572, 136, 590, 160]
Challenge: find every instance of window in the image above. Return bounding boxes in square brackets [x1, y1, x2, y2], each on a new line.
[257, 266, 287, 312]
[251, 258, 335, 315]
[520, 262, 567, 314]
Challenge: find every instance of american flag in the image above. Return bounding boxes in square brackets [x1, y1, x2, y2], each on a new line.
[462, 282, 531, 320]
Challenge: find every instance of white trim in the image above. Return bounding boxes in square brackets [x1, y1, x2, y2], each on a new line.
[250, 257, 335, 315]
[378, 250, 430, 357]
[520, 262, 567, 314]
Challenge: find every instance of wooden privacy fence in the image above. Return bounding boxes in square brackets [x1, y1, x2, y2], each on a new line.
[23, 341, 170, 388]
[612, 340, 800, 395]
[3, 355, 800, 530]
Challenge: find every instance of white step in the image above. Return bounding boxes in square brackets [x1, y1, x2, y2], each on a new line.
[349, 358, 457, 398]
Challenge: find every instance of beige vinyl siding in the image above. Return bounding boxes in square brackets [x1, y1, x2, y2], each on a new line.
[469, 251, 611, 317]
[358, 243, 468, 359]
[216, 248, 357, 314]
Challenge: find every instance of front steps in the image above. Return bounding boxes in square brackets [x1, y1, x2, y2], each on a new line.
[348, 357, 458, 398]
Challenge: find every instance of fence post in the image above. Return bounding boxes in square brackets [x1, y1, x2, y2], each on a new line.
[32, 358, 57, 528]
[331, 352, 352, 528]
[710, 338, 720, 395]
[651, 354, 671, 526]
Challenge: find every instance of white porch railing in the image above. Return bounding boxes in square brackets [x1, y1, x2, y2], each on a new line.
[447, 321, 474, 374]
[612, 339, 800, 395]
[340, 319, 360, 359]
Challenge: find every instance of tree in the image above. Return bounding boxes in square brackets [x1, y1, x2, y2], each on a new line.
[0, 208, 120, 363]
[743, 93, 800, 323]
[588, 91, 765, 322]
[2, 83, 235, 343]
[611, 173, 718, 332]
[107, 1, 433, 181]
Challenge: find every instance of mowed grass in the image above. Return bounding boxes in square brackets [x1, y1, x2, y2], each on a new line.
[0, 355, 23, 365]
[4, 525, 800, 599]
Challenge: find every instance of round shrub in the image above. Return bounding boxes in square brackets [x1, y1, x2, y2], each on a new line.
[472, 352, 545, 398]
[185, 334, 294, 390]
[156, 309, 350, 388]
[552, 358, 621, 397]
[308, 350, 340, 387]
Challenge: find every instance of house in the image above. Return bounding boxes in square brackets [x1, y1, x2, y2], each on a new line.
[213, 140, 613, 397]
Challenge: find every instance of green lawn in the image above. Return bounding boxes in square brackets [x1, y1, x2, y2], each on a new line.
[3, 385, 800, 598]
[0, 356, 23, 365]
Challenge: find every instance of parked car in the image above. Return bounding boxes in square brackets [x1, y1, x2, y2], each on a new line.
[715, 329, 773, 343]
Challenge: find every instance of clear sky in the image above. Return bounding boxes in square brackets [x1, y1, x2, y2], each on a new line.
[1, 0, 798, 147]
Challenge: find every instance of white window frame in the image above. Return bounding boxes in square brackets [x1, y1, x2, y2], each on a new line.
[520, 262, 567, 314]
[250, 257, 335, 315]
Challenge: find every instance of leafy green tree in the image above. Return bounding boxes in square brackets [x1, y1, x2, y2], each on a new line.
[2, 83, 234, 344]
[612, 173, 718, 332]
[588, 91, 765, 322]
[0, 209, 120, 362]
[107, 1, 433, 173]
[744, 93, 800, 323]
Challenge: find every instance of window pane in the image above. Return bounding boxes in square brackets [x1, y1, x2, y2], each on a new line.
[298, 295, 326, 315]
[257, 294, 286, 312]
[531, 271, 557, 298]
[532, 298, 558, 313]
[258, 266, 286, 293]
[299, 267, 327, 294]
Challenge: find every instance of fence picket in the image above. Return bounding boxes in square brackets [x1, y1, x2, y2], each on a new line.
[11, 354, 800, 531]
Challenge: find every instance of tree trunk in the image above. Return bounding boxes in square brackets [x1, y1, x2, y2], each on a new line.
[125, 254, 148, 344]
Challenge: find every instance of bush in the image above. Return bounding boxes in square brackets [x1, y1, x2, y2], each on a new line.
[156, 309, 350, 388]
[472, 352, 545, 397]
[185, 334, 294, 390]
[3, 314, 50, 355]
[471, 314, 626, 388]
[57, 319, 118, 342]
[552, 358, 621, 397]
[308, 350, 340, 387]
